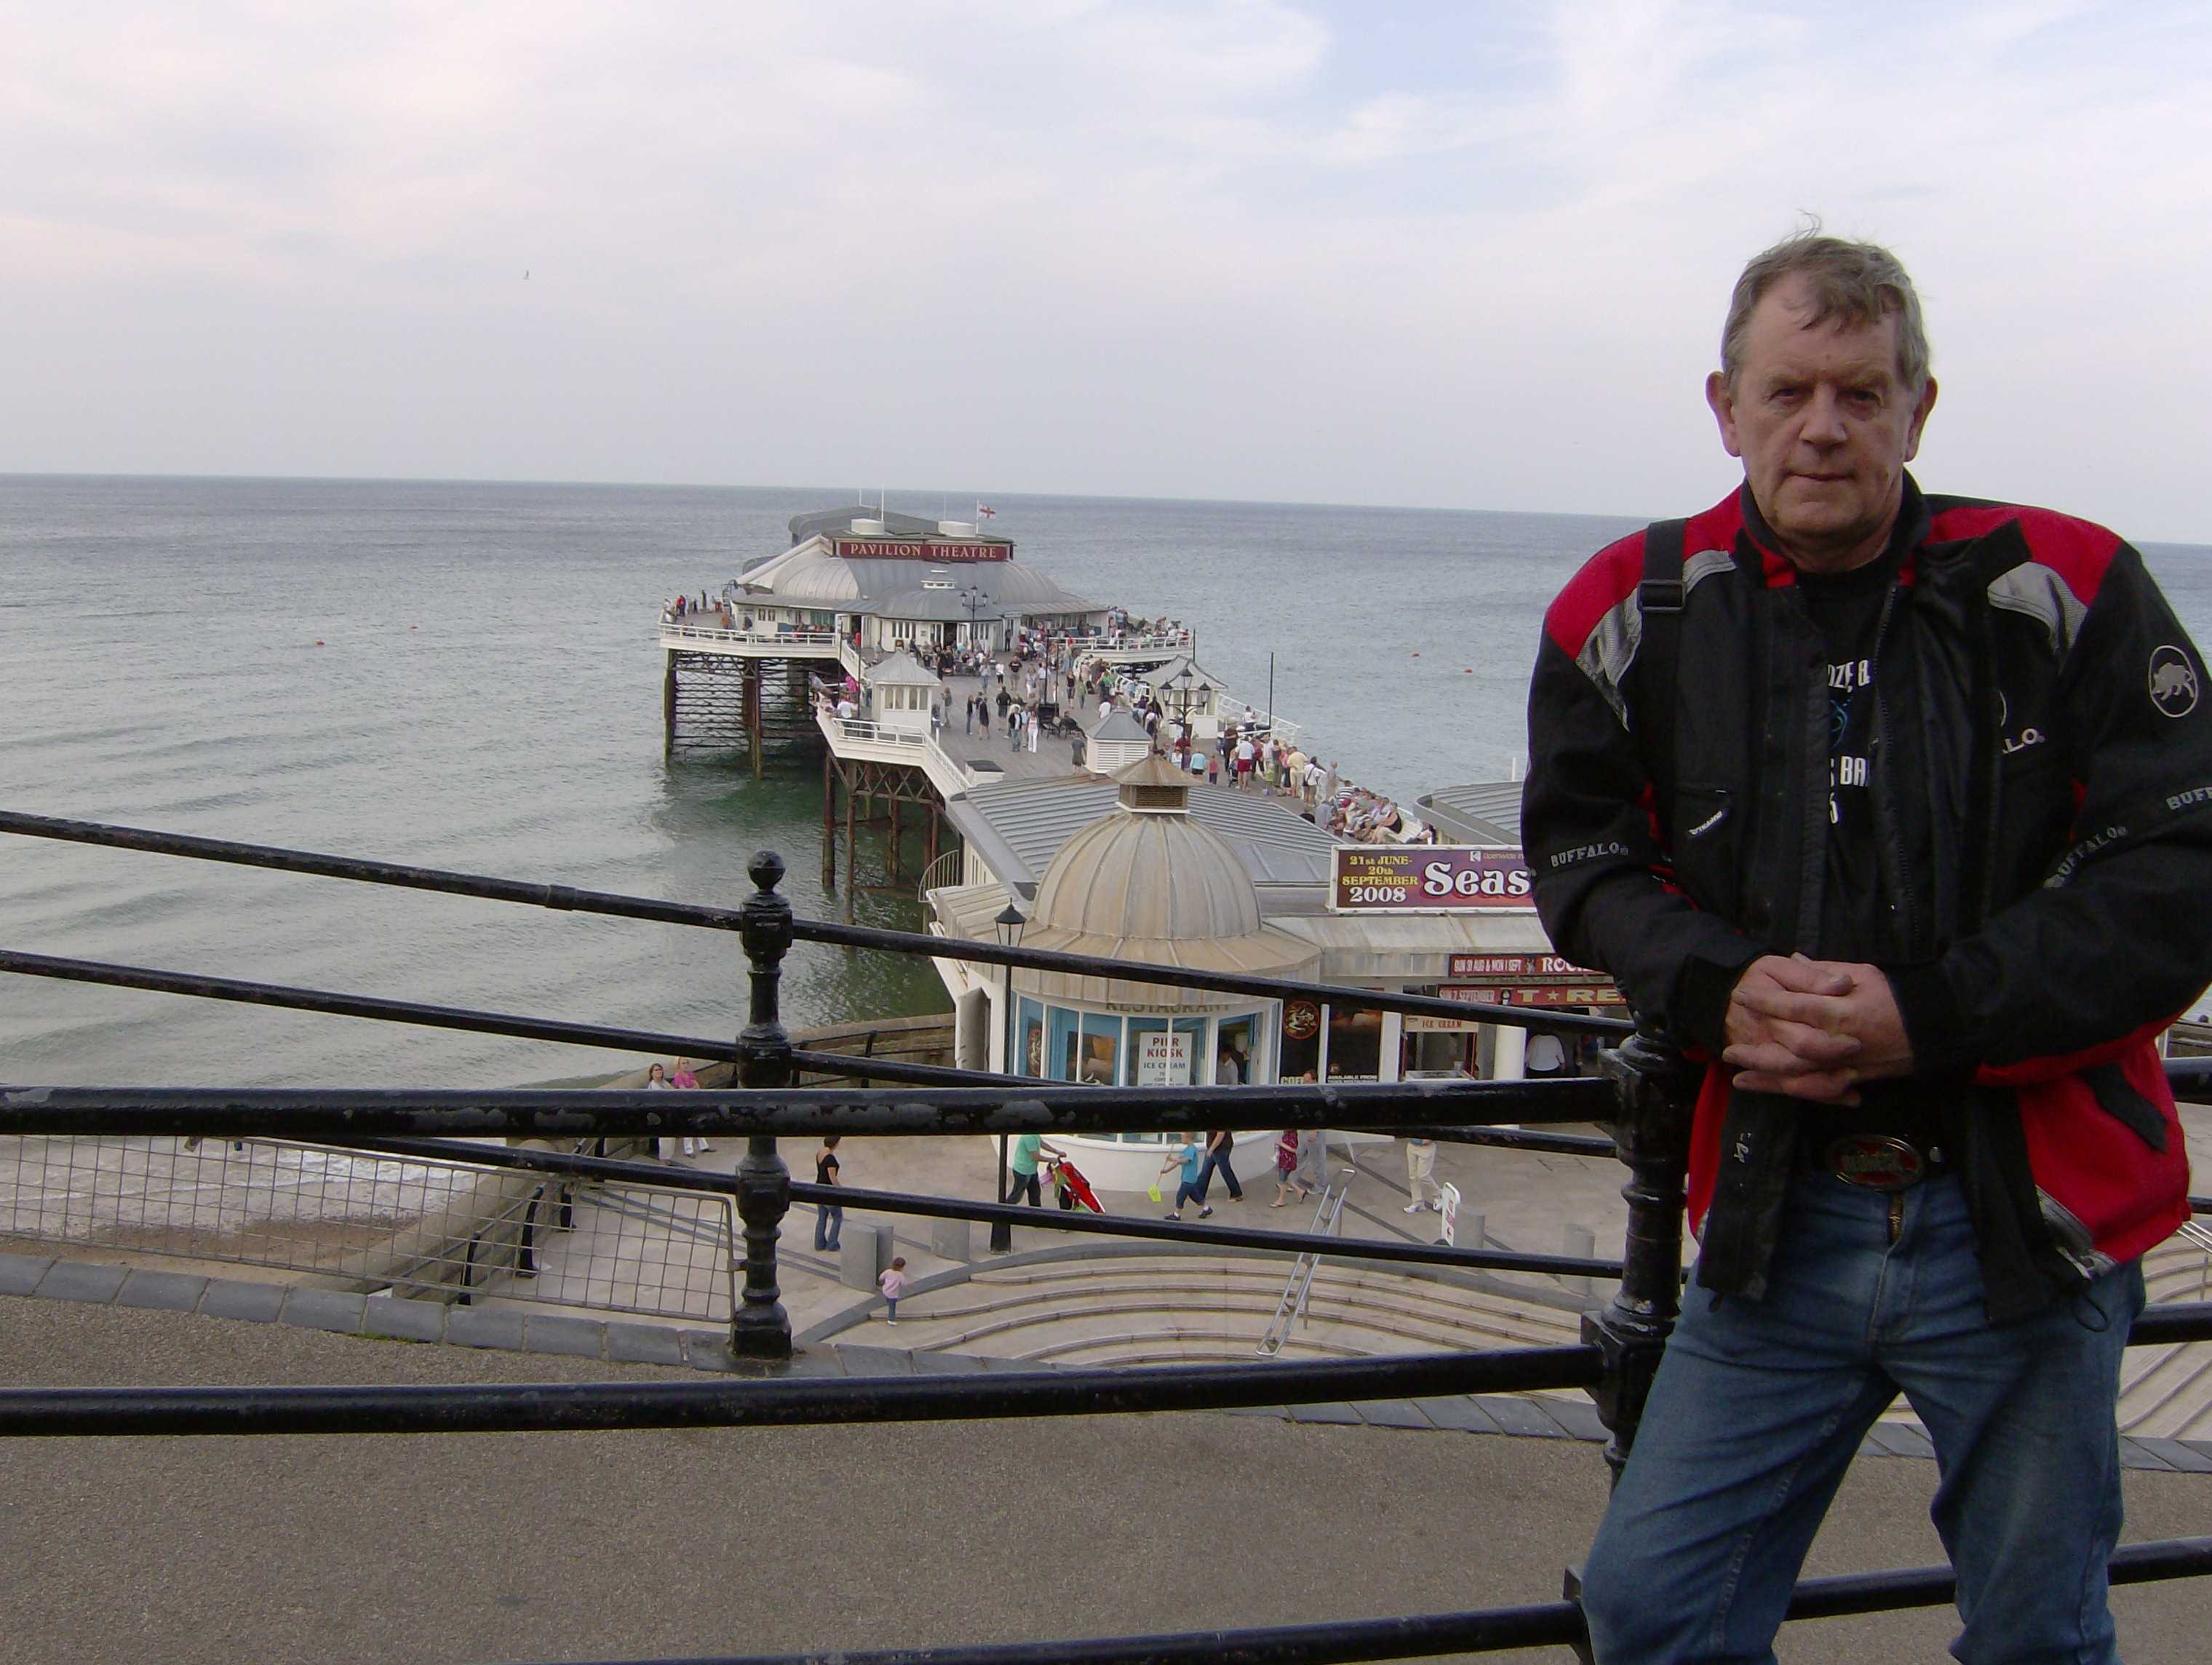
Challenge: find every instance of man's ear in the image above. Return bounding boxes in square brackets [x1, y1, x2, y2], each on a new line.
[1903, 376, 1938, 462]
[1706, 370, 1743, 458]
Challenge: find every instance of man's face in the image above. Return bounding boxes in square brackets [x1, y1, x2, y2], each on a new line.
[1706, 271, 1938, 573]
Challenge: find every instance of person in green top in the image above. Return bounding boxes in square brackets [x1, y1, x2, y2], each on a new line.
[1003, 1132, 1065, 1209]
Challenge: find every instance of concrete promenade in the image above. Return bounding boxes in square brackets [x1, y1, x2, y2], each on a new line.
[5, 1297, 2210, 1664]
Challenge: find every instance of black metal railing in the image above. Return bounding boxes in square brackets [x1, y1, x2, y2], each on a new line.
[4, 810, 2212, 1664]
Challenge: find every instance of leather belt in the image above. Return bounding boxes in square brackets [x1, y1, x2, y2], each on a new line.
[1811, 1133, 1950, 1193]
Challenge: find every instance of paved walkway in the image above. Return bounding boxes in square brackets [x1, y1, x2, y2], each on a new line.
[621, 1126, 1638, 1343]
[5, 1295, 2209, 1664]
[932, 669, 1091, 782]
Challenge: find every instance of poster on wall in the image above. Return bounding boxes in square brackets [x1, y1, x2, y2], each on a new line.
[1329, 846, 1536, 913]
[1135, 1031, 1193, 1086]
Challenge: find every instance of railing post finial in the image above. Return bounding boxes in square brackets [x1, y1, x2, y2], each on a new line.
[733, 849, 796, 1361]
[1582, 1028, 1699, 1483]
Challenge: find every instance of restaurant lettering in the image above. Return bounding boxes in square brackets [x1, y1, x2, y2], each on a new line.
[1330, 846, 1537, 913]
[833, 539, 1009, 563]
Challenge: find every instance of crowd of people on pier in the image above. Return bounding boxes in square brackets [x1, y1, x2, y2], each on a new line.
[805, 635, 1434, 843]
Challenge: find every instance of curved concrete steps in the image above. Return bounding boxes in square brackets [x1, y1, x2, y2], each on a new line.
[864, 1252, 1582, 1364]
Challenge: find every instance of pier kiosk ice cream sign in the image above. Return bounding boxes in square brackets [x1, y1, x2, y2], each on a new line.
[1135, 1030, 1193, 1086]
[1329, 846, 1536, 912]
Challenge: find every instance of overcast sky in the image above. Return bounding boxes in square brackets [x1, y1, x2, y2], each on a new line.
[5, 1, 2208, 539]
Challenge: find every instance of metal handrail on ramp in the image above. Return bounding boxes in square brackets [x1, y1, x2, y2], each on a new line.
[1257, 1157, 1355, 1358]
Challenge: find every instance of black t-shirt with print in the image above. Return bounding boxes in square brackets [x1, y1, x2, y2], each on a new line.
[1797, 555, 1894, 963]
[1795, 553, 1944, 1143]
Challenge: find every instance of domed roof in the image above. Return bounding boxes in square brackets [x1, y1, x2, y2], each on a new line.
[1020, 773, 1318, 1008]
[1035, 811, 1261, 942]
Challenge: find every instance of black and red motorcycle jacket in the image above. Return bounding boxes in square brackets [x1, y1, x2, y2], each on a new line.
[1523, 475, 2212, 1319]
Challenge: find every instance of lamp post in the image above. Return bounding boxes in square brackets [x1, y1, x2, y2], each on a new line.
[1166, 667, 1198, 750]
[990, 899, 1027, 1252]
[959, 584, 991, 653]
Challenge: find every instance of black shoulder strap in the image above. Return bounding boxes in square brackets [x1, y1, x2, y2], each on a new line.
[1637, 518, 1690, 814]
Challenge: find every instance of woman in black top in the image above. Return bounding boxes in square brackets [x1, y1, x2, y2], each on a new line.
[813, 1135, 843, 1252]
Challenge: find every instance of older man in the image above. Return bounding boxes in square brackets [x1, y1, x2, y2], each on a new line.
[1524, 231, 2212, 1662]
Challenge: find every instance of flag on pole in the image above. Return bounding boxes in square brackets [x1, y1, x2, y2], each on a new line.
[976, 502, 997, 519]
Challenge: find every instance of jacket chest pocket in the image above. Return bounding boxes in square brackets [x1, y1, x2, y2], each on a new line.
[1994, 746, 2074, 897]
[1668, 783, 1744, 921]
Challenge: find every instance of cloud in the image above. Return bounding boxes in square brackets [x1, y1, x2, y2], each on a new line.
[0, 1, 2206, 539]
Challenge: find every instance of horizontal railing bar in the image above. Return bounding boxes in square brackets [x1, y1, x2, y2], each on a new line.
[0, 1346, 1606, 1438]
[1392, 1125, 1618, 1157]
[798, 921, 1632, 1038]
[550, 1603, 1591, 1665]
[0, 946, 748, 1067]
[0, 1078, 1620, 1140]
[16, 942, 2195, 1161]
[0, 945, 1008, 1089]
[517, 1535, 2212, 1665]
[2120, 1300, 2212, 1346]
[2170, 1057, 2212, 1103]
[344, 1137, 1634, 1279]
[0, 811, 1630, 1036]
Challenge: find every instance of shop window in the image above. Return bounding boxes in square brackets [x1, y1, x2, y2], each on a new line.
[1216, 1014, 1257, 1086]
[1016, 997, 1045, 1079]
[1326, 1004, 1383, 1082]
[1174, 1016, 1211, 1080]
[1078, 1011, 1122, 1085]
[1047, 1006, 1082, 1081]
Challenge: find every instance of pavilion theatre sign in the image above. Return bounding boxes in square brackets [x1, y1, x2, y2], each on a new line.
[1329, 846, 1535, 913]
[832, 539, 1008, 562]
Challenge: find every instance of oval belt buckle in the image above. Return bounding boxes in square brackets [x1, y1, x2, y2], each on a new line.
[1823, 1134, 1925, 1193]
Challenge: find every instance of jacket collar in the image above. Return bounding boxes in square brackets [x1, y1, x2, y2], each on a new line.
[1736, 473, 1933, 587]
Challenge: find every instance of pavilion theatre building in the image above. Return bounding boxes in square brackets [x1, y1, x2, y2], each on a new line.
[728, 507, 1108, 656]
[923, 756, 1624, 1193]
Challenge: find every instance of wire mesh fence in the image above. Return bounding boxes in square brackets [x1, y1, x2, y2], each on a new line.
[0, 1135, 737, 1322]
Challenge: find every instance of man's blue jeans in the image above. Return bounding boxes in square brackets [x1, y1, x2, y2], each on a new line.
[1581, 1169, 2143, 1664]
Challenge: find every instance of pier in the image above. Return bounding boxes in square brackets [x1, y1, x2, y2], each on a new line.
[662, 506, 1267, 918]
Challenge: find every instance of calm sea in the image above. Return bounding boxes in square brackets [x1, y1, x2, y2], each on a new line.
[4, 474, 2207, 1087]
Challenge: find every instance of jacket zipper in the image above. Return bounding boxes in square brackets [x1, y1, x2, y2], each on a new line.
[1866, 580, 1919, 954]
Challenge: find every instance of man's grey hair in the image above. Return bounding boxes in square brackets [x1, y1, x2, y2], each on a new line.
[1719, 229, 1931, 394]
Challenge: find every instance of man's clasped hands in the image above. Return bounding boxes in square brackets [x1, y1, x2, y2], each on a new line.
[1722, 953, 1917, 1104]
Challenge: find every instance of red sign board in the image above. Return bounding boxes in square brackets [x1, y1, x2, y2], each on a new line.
[833, 539, 1008, 563]
[1448, 984, 1620, 1009]
[1330, 846, 1535, 913]
[1404, 981, 1620, 1029]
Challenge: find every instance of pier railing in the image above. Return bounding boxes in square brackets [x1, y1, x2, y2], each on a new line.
[4, 805, 2212, 1663]
[659, 621, 840, 651]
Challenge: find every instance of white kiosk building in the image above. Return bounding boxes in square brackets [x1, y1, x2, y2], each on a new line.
[926, 758, 1624, 1193]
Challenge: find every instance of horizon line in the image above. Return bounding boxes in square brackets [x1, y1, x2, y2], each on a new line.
[1, 469, 2205, 549]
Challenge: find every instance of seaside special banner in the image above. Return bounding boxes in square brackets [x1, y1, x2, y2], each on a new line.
[1330, 846, 1536, 913]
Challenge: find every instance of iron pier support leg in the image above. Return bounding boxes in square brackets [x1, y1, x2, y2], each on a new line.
[747, 660, 764, 781]
[1582, 1029, 1698, 1483]
[843, 776, 858, 923]
[822, 750, 837, 892]
[732, 850, 796, 1361]
[662, 651, 678, 758]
